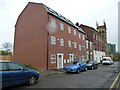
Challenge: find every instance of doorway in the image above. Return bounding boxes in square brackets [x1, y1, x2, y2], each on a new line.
[57, 53, 64, 69]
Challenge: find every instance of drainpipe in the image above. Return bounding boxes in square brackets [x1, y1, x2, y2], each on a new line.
[46, 15, 49, 70]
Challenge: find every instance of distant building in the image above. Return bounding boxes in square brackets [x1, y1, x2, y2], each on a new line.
[96, 20, 108, 55]
[79, 24, 106, 63]
[108, 43, 116, 54]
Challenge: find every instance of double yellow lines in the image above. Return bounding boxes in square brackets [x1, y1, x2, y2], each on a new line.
[109, 72, 120, 90]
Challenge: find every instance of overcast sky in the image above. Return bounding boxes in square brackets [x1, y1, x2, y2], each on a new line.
[0, 0, 119, 51]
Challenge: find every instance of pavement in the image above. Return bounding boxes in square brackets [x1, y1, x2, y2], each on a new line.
[40, 64, 102, 76]
[40, 68, 65, 77]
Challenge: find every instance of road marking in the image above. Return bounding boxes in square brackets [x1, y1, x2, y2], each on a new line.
[116, 83, 119, 88]
[109, 72, 120, 90]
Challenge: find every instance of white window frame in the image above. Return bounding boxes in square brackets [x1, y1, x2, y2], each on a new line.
[60, 23, 64, 31]
[90, 42, 92, 49]
[68, 27, 71, 33]
[74, 42, 77, 48]
[51, 36, 56, 45]
[68, 40, 71, 47]
[51, 19, 56, 28]
[82, 35, 85, 40]
[64, 59, 66, 63]
[86, 40, 89, 49]
[74, 30, 76, 36]
[51, 54, 56, 63]
[60, 38, 64, 46]
[79, 45, 81, 50]
[78, 33, 81, 38]
[96, 35, 98, 40]
[67, 59, 70, 63]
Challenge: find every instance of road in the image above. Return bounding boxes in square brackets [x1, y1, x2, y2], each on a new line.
[7, 62, 120, 89]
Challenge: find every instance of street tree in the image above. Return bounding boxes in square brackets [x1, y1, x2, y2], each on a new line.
[2, 42, 13, 55]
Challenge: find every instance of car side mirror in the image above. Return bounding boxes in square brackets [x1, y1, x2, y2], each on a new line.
[23, 68, 28, 71]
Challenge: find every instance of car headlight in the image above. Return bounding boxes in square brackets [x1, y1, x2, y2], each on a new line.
[36, 71, 39, 74]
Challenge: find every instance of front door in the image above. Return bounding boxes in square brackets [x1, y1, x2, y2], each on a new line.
[57, 53, 64, 69]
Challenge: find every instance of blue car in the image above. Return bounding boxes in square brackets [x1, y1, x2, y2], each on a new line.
[0, 60, 40, 88]
[65, 60, 87, 73]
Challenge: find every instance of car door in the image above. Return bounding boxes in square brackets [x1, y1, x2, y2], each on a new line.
[79, 61, 84, 71]
[83, 61, 87, 70]
[0, 62, 11, 88]
[7, 62, 28, 85]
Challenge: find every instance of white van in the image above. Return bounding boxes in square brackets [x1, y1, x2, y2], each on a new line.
[102, 57, 114, 65]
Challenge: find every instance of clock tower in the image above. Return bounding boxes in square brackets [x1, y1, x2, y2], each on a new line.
[96, 20, 108, 55]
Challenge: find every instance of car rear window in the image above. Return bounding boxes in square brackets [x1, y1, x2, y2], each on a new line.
[0, 62, 7, 71]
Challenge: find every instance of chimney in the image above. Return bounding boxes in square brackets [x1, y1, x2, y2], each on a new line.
[76, 22, 79, 26]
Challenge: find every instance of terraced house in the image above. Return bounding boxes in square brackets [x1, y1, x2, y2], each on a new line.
[13, 2, 86, 70]
[79, 21, 107, 63]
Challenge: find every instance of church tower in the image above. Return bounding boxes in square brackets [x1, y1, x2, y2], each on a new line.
[96, 20, 108, 55]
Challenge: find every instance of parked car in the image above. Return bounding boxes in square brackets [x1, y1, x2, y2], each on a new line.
[65, 60, 87, 73]
[86, 60, 98, 70]
[102, 57, 114, 65]
[0, 60, 40, 88]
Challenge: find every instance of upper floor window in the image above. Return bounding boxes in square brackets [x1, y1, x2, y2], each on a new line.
[81, 46, 85, 51]
[60, 23, 64, 31]
[68, 40, 71, 47]
[82, 35, 85, 40]
[74, 42, 77, 48]
[51, 19, 56, 28]
[79, 45, 81, 50]
[99, 36, 101, 41]
[68, 27, 71, 33]
[60, 38, 64, 46]
[96, 35, 98, 40]
[90, 42, 92, 49]
[86, 40, 89, 49]
[74, 30, 76, 36]
[51, 36, 56, 45]
[78, 34, 81, 39]
[93, 33, 95, 38]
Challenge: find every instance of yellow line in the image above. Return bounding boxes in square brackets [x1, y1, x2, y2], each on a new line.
[109, 72, 120, 90]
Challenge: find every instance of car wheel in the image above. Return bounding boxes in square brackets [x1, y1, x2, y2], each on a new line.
[91, 66, 94, 70]
[77, 69, 80, 74]
[96, 66, 98, 69]
[28, 76, 36, 86]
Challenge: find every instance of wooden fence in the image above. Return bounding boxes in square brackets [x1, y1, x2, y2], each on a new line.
[0, 55, 13, 61]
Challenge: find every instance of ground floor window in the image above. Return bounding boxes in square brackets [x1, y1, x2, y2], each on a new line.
[67, 59, 70, 63]
[64, 59, 66, 63]
[51, 54, 56, 64]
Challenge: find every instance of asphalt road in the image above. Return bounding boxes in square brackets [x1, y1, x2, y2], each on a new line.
[5, 62, 120, 89]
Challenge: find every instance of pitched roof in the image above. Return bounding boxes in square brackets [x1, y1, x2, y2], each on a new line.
[43, 4, 85, 34]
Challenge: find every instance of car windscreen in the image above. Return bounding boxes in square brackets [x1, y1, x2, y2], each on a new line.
[71, 61, 79, 64]
[87, 61, 93, 64]
[103, 59, 110, 61]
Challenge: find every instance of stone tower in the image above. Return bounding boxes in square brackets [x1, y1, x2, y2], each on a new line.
[96, 20, 108, 55]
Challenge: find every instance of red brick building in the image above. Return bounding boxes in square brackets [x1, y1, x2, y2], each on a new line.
[79, 24, 106, 63]
[13, 2, 86, 70]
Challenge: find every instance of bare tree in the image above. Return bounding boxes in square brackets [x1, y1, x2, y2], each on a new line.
[2, 42, 13, 52]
